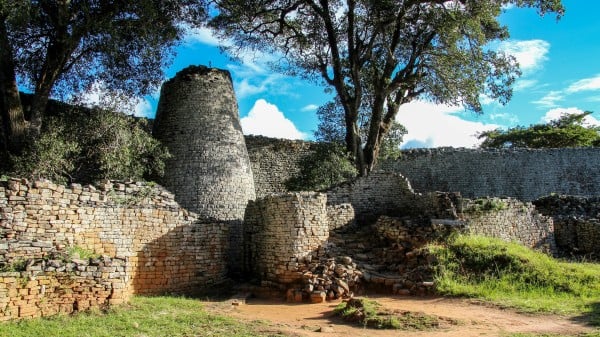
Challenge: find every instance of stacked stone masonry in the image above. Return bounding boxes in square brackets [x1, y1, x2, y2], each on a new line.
[245, 135, 316, 198]
[533, 195, 600, 256]
[0, 178, 229, 319]
[244, 193, 330, 285]
[462, 198, 557, 254]
[380, 147, 600, 201]
[0, 256, 126, 321]
[153, 65, 256, 277]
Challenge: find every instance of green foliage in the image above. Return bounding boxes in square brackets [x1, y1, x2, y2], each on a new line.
[315, 98, 407, 161]
[286, 142, 357, 191]
[431, 235, 600, 322]
[334, 298, 448, 330]
[0, 258, 27, 272]
[464, 198, 508, 214]
[0, 296, 282, 337]
[478, 111, 600, 148]
[212, 0, 564, 172]
[66, 246, 100, 261]
[9, 106, 170, 184]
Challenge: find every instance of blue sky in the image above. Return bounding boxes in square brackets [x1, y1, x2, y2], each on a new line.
[136, 0, 600, 148]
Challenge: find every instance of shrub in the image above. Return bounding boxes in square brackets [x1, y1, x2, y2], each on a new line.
[9, 106, 170, 184]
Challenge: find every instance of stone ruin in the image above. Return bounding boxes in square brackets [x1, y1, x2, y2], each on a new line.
[0, 64, 597, 320]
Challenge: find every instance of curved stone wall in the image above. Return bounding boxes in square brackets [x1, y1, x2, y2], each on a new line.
[153, 65, 256, 221]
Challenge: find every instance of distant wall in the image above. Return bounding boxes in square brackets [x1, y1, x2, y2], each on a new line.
[245, 136, 316, 198]
[380, 147, 600, 201]
[0, 178, 229, 319]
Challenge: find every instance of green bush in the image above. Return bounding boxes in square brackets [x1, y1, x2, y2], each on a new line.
[9, 107, 170, 184]
[286, 142, 357, 191]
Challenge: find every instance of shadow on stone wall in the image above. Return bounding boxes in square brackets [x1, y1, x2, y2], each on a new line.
[131, 221, 229, 296]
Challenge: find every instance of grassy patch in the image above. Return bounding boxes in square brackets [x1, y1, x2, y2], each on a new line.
[334, 298, 456, 330]
[430, 235, 600, 324]
[0, 296, 286, 337]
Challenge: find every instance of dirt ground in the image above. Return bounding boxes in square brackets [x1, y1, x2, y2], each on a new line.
[204, 295, 597, 337]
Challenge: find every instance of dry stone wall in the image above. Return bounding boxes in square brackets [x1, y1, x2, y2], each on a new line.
[0, 256, 126, 321]
[153, 65, 256, 276]
[245, 136, 316, 198]
[461, 198, 557, 254]
[0, 178, 229, 319]
[243, 193, 329, 285]
[533, 195, 600, 257]
[380, 147, 600, 201]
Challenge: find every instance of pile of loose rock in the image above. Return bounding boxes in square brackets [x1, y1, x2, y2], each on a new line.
[286, 255, 361, 303]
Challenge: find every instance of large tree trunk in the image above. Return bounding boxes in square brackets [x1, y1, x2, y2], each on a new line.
[0, 17, 27, 153]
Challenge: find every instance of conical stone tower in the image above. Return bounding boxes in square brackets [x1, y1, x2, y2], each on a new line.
[153, 65, 256, 275]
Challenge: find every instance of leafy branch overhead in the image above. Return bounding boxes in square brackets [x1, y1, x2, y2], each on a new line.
[211, 0, 565, 174]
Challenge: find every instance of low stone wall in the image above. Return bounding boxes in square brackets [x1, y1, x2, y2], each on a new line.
[326, 171, 463, 222]
[462, 198, 556, 254]
[243, 193, 329, 285]
[326, 203, 355, 230]
[0, 178, 229, 319]
[533, 195, 600, 257]
[0, 256, 126, 321]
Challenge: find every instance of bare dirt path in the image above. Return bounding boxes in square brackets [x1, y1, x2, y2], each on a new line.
[204, 295, 596, 337]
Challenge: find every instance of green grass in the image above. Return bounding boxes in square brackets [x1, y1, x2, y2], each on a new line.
[334, 298, 451, 330]
[0, 296, 286, 337]
[430, 235, 600, 325]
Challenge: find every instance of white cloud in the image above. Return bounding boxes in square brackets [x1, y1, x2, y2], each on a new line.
[532, 90, 564, 108]
[498, 40, 550, 73]
[301, 104, 319, 112]
[396, 100, 500, 148]
[184, 27, 221, 46]
[566, 74, 600, 93]
[133, 98, 154, 118]
[490, 112, 519, 124]
[241, 99, 307, 139]
[541, 107, 600, 126]
[513, 79, 539, 91]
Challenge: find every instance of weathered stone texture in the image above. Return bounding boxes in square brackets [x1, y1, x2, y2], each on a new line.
[380, 147, 600, 201]
[153, 65, 256, 221]
[0, 256, 126, 321]
[244, 193, 329, 285]
[533, 195, 600, 256]
[462, 198, 556, 254]
[245, 136, 316, 198]
[0, 178, 229, 319]
[153, 65, 255, 275]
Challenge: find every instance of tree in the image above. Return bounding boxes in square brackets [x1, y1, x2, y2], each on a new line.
[478, 111, 600, 148]
[315, 97, 407, 160]
[0, 0, 207, 153]
[11, 102, 171, 184]
[211, 0, 564, 175]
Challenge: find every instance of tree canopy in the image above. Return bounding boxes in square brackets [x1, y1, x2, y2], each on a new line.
[315, 97, 406, 160]
[0, 0, 207, 153]
[211, 0, 564, 174]
[478, 111, 600, 148]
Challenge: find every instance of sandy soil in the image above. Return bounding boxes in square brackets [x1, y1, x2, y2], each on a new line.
[204, 295, 597, 337]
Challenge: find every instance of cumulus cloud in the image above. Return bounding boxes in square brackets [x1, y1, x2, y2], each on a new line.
[532, 90, 564, 108]
[241, 99, 307, 139]
[566, 74, 600, 93]
[498, 40, 550, 73]
[396, 100, 500, 148]
[541, 107, 600, 126]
